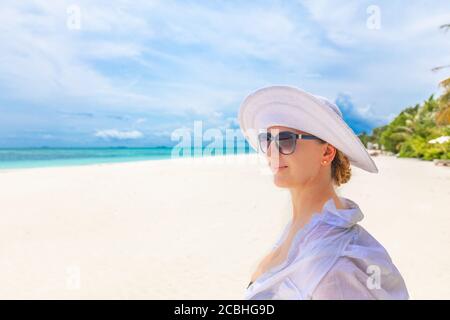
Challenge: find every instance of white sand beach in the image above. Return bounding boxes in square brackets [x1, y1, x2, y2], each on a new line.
[0, 154, 449, 299]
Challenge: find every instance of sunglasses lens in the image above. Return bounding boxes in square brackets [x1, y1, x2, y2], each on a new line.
[258, 132, 270, 153]
[277, 132, 296, 154]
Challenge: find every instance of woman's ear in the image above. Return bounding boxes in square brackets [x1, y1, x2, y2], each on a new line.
[322, 143, 336, 163]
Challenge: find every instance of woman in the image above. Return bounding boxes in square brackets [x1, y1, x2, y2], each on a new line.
[238, 85, 409, 299]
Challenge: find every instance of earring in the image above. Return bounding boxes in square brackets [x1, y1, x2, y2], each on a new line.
[322, 160, 327, 164]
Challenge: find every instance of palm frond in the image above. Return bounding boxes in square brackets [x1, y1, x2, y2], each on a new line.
[432, 65, 450, 72]
[440, 24, 450, 32]
[439, 77, 450, 89]
[390, 132, 412, 141]
[394, 126, 414, 134]
[439, 90, 450, 105]
[436, 106, 450, 125]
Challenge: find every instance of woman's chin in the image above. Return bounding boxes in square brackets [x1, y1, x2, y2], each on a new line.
[273, 176, 292, 188]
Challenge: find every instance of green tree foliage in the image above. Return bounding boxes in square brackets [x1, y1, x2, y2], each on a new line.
[365, 95, 450, 160]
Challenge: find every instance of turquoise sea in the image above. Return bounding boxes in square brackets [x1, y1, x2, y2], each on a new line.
[0, 146, 255, 170]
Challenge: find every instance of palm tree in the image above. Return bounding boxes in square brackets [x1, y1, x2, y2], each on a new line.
[436, 78, 450, 125]
[432, 24, 450, 125]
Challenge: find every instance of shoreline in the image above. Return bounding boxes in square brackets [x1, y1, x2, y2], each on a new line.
[0, 151, 257, 173]
[1, 151, 446, 173]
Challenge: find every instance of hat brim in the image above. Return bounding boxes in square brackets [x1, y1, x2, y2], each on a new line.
[238, 85, 379, 173]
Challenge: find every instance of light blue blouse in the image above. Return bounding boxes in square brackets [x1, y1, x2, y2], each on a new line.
[244, 196, 409, 300]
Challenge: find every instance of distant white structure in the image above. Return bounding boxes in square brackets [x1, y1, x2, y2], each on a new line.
[428, 136, 450, 144]
[367, 142, 380, 150]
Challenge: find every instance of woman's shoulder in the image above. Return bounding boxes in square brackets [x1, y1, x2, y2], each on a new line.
[343, 224, 395, 262]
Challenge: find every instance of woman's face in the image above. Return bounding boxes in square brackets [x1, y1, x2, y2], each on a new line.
[264, 126, 335, 188]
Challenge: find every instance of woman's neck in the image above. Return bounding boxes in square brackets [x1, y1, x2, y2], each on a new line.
[289, 183, 341, 230]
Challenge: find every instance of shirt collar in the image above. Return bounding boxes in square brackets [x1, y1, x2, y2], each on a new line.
[286, 196, 364, 234]
[320, 196, 364, 228]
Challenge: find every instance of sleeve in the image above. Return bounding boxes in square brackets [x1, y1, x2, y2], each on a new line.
[311, 256, 376, 300]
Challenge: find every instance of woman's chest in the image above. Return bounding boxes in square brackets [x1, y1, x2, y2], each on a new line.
[251, 234, 296, 282]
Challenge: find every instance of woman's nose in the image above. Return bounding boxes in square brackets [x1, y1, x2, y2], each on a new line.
[267, 139, 280, 158]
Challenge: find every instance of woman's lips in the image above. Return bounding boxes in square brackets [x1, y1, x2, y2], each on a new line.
[272, 165, 288, 172]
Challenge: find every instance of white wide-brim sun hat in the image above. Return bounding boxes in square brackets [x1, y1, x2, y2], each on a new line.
[238, 85, 379, 173]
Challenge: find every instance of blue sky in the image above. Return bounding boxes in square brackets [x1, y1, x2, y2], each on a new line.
[1, 0, 450, 147]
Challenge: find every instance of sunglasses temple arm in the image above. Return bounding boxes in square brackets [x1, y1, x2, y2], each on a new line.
[299, 134, 321, 140]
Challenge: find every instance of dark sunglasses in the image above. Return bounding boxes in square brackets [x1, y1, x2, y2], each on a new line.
[258, 131, 321, 155]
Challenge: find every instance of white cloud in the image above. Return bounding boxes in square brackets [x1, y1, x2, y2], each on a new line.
[2, 0, 450, 145]
[80, 41, 143, 59]
[0, 0, 333, 114]
[94, 129, 143, 140]
[135, 118, 147, 124]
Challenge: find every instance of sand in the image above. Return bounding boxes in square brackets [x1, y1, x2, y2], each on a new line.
[0, 154, 448, 299]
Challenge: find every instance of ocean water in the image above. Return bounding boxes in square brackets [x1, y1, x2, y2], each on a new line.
[0, 147, 255, 170]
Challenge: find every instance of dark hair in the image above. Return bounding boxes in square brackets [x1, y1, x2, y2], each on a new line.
[317, 139, 351, 186]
